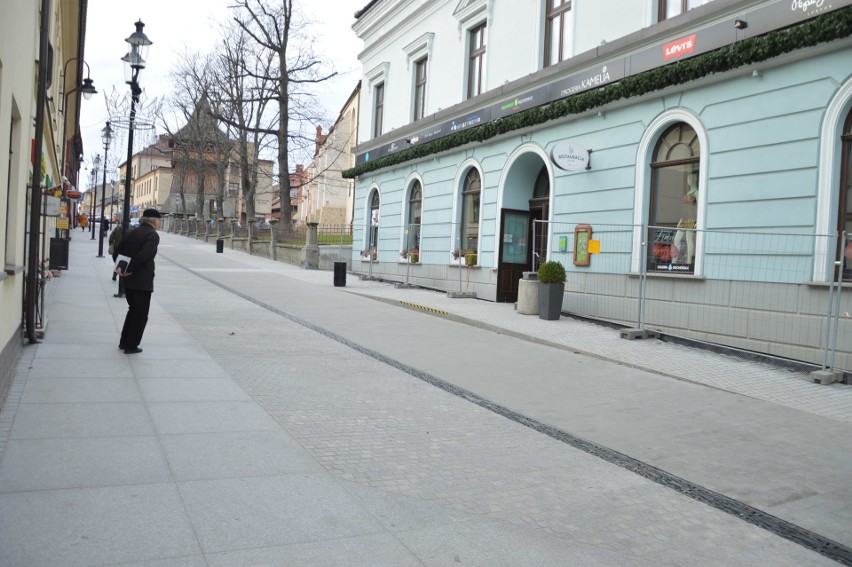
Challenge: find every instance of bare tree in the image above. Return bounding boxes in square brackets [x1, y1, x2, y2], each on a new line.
[207, 21, 277, 222]
[163, 50, 209, 217]
[231, 0, 337, 224]
[166, 50, 235, 220]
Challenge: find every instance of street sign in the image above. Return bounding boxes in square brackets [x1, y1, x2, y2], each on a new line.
[66, 190, 82, 199]
[45, 196, 60, 216]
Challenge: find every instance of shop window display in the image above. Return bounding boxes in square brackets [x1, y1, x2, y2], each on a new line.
[839, 109, 852, 281]
[648, 123, 700, 273]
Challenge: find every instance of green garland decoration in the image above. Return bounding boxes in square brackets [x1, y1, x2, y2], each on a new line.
[343, 6, 852, 179]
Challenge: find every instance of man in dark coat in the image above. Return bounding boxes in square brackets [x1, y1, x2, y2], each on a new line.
[115, 208, 161, 354]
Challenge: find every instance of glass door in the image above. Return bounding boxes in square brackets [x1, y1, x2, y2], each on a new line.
[497, 209, 531, 302]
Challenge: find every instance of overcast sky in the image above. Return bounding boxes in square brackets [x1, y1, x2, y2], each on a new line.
[78, 0, 364, 190]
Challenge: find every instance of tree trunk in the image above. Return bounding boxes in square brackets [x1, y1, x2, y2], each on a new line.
[278, 55, 290, 225]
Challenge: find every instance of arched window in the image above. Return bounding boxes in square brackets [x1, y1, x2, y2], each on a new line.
[407, 181, 422, 252]
[460, 169, 481, 254]
[648, 123, 700, 273]
[838, 110, 852, 280]
[368, 190, 380, 252]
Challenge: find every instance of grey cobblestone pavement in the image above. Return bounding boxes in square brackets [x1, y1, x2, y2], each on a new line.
[264, 259, 852, 425]
[0, 233, 850, 566]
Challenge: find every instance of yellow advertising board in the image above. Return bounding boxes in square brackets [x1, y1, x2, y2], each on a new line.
[56, 218, 69, 230]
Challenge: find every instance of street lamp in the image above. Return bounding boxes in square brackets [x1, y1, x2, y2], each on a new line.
[89, 154, 101, 239]
[59, 58, 97, 189]
[121, 20, 152, 233]
[97, 122, 113, 257]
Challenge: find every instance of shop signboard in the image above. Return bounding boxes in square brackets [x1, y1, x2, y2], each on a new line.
[551, 140, 590, 171]
[549, 61, 625, 100]
[491, 86, 548, 120]
[44, 196, 60, 216]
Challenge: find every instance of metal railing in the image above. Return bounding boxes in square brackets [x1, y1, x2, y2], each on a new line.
[351, 218, 852, 373]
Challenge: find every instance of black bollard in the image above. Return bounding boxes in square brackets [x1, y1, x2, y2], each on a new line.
[333, 262, 346, 287]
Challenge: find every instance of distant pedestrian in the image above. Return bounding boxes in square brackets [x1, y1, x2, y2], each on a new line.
[79, 213, 88, 231]
[115, 208, 161, 354]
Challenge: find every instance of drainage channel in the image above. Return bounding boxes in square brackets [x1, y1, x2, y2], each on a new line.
[168, 256, 852, 566]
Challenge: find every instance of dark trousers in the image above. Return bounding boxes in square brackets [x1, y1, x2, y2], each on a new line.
[120, 288, 152, 349]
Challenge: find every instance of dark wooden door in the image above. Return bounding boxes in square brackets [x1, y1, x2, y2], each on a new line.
[497, 209, 531, 303]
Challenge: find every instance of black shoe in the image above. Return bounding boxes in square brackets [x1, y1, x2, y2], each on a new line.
[123, 348, 143, 354]
[118, 345, 126, 350]
[114, 293, 124, 298]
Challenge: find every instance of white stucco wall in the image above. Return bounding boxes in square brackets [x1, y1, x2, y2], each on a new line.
[355, 0, 651, 145]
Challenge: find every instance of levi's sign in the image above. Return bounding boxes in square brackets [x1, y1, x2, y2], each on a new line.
[663, 34, 697, 61]
[551, 141, 589, 171]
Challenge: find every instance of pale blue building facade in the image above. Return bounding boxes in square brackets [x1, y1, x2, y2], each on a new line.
[347, 0, 852, 371]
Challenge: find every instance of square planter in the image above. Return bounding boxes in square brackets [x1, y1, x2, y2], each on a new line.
[538, 282, 565, 320]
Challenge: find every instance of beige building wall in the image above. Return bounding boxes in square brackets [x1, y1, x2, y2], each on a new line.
[135, 167, 174, 212]
[254, 160, 274, 217]
[302, 84, 359, 226]
[119, 151, 171, 218]
[1, 0, 80, 401]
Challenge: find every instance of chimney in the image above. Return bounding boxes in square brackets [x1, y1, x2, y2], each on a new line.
[315, 125, 324, 156]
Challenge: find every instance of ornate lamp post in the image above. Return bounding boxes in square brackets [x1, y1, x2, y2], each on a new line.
[59, 59, 97, 187]
[59, 59, 96, 233]
[97, 122, 113, 257]
[121, 20, 152, 233]
[89, 153, 101, 239]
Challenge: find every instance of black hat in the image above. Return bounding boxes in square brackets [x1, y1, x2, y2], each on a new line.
[142, 208, 162, 218]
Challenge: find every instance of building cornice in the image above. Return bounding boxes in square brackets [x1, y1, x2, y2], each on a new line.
[344, 2, 852, 179]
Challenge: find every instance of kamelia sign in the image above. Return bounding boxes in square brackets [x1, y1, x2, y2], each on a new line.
[550, 140, 590, 171]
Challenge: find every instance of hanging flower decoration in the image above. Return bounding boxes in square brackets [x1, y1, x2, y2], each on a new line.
[37, 259, 53, 286]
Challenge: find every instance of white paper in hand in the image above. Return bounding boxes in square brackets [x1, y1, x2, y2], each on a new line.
[114, 254, 131, 274]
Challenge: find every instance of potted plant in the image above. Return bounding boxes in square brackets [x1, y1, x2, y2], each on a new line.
[465, 252, 477, 266]
[537, 260, 566, 320]
[410, 250, 419, 263]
